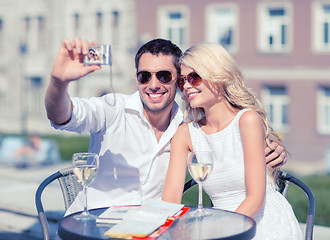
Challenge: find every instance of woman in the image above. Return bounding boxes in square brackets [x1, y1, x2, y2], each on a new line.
[162, 42, 303, 239]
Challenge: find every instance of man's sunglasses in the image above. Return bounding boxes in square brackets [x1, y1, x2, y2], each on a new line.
[136, 71, 173, 84]
[177, 72, 202, 92]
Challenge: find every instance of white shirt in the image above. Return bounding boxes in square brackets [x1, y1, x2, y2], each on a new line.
[52, 91, 183, 214]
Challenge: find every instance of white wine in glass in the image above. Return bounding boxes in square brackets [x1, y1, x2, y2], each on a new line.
[187, 151, 213, 216]
[72, 152, 99, 221]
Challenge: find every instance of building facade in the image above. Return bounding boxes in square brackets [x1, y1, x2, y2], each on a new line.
[0, 0, 136, 134]
[0, 0, 329, 165]
[135, 0, 330, 164]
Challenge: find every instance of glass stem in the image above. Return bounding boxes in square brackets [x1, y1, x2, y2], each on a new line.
[83, 186, 88, 214]
[198, 182, 203, 210]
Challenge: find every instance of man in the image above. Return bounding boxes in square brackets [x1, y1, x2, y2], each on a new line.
[45, 38, 286, 214]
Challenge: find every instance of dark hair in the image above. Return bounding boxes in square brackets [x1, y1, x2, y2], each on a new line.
[135, 38, 182, 76]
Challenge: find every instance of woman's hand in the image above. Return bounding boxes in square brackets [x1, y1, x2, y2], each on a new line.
[265, 141, 287, 169]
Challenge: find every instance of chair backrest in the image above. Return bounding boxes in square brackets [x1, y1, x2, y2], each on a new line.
[35, 167, 81, 240]
[277, 171, 315, 240]
[184, 171, 315, 240]
[183, 178, 197, 195]
[57, 168, 82, 210]
[277, 171, 291, 197]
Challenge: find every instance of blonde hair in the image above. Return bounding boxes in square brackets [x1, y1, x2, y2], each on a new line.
[180, 42, 283, 181]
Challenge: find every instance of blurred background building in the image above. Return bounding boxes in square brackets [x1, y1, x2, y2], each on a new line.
[0, 0, 329, 165]
[0, 0, 137, 135]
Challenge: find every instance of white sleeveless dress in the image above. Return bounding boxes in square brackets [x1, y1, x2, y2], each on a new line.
[188, 109, 303, 240]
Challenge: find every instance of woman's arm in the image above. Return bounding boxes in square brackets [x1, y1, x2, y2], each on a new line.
[235, 111, 266, 218]
[162, 123, 191, 204]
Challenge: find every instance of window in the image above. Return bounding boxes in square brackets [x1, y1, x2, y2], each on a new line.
[0, 19, 3, 53]
[20, 17, 30, 53]
[205, 4, 239, 53]
[317, 87, 330, 134]
[96, 12, 103, 42]
[158, 6, 189, 50]
[0, 90, 4, 110]
[37, 16, 45, 50]
[27, 76, 43, 113]
[262, 86, 289, 132]
[257, 2, 292, 53]
[73, 13, 81, 37]
[20, 15, 46, 54]
[312, 2, 330, 52]
[112, 10, 120, 45]
[0, 74, 7, 111]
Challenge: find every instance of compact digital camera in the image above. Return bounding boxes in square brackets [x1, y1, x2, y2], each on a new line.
[84, 45, 112, 65]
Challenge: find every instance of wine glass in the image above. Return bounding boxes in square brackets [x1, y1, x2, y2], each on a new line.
[187, 151, 213, 216]
[72, 152, 99, 221]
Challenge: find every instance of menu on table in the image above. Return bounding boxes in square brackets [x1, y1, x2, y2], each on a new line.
[101, 199, 185, 239]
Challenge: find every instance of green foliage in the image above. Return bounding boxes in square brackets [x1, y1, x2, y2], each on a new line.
[182, 185, 212, 207]
[287, 174, 330, 227]
[182, 173, 212, 207]
[43, 135, 90, 161]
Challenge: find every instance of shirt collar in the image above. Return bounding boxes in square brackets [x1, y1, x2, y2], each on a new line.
[125, 91, 183, 125]
[125, 91, 144, 113]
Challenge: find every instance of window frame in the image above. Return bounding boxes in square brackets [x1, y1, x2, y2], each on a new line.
[257, 1, 293, 54]
[261, 86, 290, 133]
[26, 76, 43, 113]
[157, 5, 190, 51]
[0, 74, 8, 112]
[0, 18, 4, 54]
[317, 86, 330, 134]
[37, 16, 46, 50]
[312, 1, 330, 53]
[205, 3, 239, 54]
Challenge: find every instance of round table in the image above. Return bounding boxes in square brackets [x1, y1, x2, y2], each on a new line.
[58, 207, 256, 240]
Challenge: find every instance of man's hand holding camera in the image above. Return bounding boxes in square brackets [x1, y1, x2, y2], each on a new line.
[46, 38, 101, 125]
[51, 38, 101, 84]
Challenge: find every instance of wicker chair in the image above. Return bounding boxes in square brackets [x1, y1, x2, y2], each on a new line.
[183, 171, 315, 240]
[35, 167, 81, 240]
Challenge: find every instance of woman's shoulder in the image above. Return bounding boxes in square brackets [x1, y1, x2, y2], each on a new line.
[177, 122, 189, 133]
[239, 109, 263, 129]
[172, 122, 192, 148]
[174, 122, 192, 139]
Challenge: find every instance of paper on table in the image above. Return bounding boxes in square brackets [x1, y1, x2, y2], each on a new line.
[97, 206, 139, 224]
[104, 199, 184, 239]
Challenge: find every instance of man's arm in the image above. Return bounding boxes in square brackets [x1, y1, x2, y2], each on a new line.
[45, 38, 101, 125]
[265, 141, 287, 169]
[45, 77, 72, 125]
